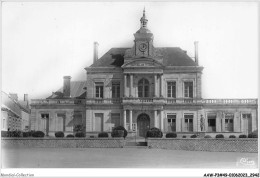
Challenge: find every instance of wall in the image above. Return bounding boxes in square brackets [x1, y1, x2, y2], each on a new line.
[1, 138, 125, 148]
[147, 138, 258, 153]
[86, 108, 122, 132]
[21, 110, 30, 131]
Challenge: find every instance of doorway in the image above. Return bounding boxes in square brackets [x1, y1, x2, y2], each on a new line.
[137, 113, 150, 137]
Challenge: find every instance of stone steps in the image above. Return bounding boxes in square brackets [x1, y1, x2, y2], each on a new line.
[125, 141, 147, 147]
[123, 145, 148, 149]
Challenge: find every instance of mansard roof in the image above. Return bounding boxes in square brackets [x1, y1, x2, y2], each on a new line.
[90, 47, 198, 67]
[46, 81, 87, 99]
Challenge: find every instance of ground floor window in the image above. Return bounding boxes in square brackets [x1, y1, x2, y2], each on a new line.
[207, 113, 216, 132]
[225, 113, 234, 132]
[242, 113, 252, 134]
[111, 113, 120, 130]
[167, 114, 176, 132]
[184, 114, 193, 132]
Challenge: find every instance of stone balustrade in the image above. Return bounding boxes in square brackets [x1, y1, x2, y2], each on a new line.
[31, 98, 257, 105]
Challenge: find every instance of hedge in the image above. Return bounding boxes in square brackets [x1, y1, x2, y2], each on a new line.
[32, 131, 45, 138]
[66, 134, 74, 138]
[112, 126, 127, 138]
[239, 134, 247, 138]
[75, 132, 85, 138]
[146, 127, 163, 138]
[165, 132, 177, 138]
[55, 131, 65, 138]
[216, 134, 224, 138]
[98, 132, 109, 138]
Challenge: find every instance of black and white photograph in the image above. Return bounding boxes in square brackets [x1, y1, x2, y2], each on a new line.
[1, 1, 259, 177]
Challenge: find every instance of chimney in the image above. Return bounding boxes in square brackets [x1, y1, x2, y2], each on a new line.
[93, 41, 99, 63]
[24, 94, 28, 101]
[194, 41, 199, 65]
[9, 93, 18, 101]
[63, 76, 71, 98]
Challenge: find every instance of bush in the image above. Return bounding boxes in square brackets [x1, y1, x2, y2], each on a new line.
[32, 131, 45, 138]
[216, 134, 224, 138]
[111, 130, 124, 138]
[98, 132, 109, 138]
[248, 133, 258, 138]
[204, 135, 212, 138]
[146, 127, 163, 138]
[182, 135, 186, 138]
[165, 132, 177, 138]
[55, 131, 64, 138]
[190, 134, 197, 138]
[73, 124, 85, 132]
[22, 132, 30, 137]
[1, 131, 8, 137]
[112, 126, 127, 138]
[75, 132, 85, 138]
[229, 135, 236, 138]
[8, 131, 22, 137]
[66, 134, 74, 138]
[239, 134, 247, 138]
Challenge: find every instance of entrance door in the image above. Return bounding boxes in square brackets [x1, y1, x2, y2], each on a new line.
[137, 114, 150, 137]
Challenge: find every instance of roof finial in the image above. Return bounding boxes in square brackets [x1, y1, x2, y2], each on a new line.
[140, 7, 148, 28]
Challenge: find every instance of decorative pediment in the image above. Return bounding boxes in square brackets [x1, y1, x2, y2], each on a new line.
[122, 59, 164, 68]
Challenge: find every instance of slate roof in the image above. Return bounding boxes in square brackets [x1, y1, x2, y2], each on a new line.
[90, 47, 197, 67]
[1, 91, 22, 117]
[47, 81, 87, 99]
[91, 48, 127, 67]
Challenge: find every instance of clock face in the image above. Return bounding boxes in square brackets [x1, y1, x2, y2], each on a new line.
[139, 43, 147, 52]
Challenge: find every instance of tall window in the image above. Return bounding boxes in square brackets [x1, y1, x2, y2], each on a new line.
[138, 78, 149, 97]
[111, 113, 120, 130]
[167, 82, 176, 98]
[207, 113, 216, 132]
[95, 82, 104, 98]
[225, 113, 234, 132]
[167, 114, 176, 132]
[184, 114, 193, 132]
[112, 82, 120, 98]
[184, 81, 193, 98]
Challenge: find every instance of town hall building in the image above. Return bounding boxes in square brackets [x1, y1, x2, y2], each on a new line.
[30, 9, 258, 138]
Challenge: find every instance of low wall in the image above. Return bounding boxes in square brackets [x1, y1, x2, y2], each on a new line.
[147, 138, 258, 153]
[1, 138, 126, 148]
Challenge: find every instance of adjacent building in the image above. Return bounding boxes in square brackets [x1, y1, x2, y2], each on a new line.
[1, 92, 30, 132]
[30, 10, 258, 137]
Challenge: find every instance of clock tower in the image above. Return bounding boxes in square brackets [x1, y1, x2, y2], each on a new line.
[134, 8, 154, 57]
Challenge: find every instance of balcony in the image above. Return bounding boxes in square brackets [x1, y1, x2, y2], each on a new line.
[123, 97, 165, 104]
[31, 99, 84, 105]
[86, 98, 122, 104]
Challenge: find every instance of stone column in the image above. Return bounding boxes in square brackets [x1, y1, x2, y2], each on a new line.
[154, 110, 158, 128]
[124, 74, 127, 97]
[123, 110, 127, 129]
[160, 110, 164, 131]
[154, 75, 158, 97]
[129, 110, 133, 131]
[221, 114, 225, 132]
[160, 74, 163, 97]
[130, 74, 133, 97]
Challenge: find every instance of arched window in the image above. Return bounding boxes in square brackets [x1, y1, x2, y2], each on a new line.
[138, 78, 149, 97]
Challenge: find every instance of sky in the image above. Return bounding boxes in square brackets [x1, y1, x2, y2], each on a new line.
[2, 2, 259, 100]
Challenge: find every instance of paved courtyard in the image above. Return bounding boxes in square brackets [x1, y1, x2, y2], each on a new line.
[1, 147, 258, 168]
